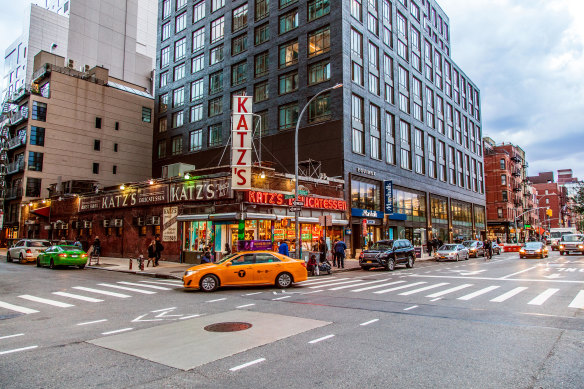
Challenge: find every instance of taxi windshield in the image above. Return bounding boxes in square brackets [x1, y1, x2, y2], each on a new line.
[216, 253, 239, 264]
[524, 242, 542, 249]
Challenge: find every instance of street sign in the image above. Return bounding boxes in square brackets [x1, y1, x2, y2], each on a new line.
[289, 207, 302, 212]
[293, 201, 304, 206]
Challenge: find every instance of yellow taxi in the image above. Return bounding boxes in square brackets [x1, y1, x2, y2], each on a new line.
[183, 251, 308, 292]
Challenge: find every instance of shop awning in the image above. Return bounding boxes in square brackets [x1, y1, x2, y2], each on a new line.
[177, 214, 209, 221]
[30, 206, 50, 218]
[177, 212, 349, 225]
[244, 213, 277, 220]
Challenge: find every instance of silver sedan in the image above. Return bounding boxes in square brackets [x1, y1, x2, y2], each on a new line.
[435, 244, 470, 262]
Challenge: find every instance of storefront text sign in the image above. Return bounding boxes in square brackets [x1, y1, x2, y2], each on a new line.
[351, 208, 384, 219]
[163, 206, 178, 242]
[169, 178, 231, 202]
[384, 180, 393, 214]
[245, 190, 347, 211]
[231, 96, 253, 189]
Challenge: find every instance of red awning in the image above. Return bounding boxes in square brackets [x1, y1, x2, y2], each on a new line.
[30, 206, 50, 218]
[537, 227, 546, 235]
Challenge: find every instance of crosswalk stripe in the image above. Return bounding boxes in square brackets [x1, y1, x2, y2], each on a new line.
[398, 283, 450, 296]
[140, 280, 182, 286]
[309, 279, 364, 289]
[528, 288, 560, 306]
[373, 282, 427, 295]
[118, 281, 172, 290]
[352, 281, 406, 292]
[490, 287, 528, 302]
[328, 279, 390, 291]
[72, 286, 131, 298]
[300, 278, 349, 286]
[52, 292, 103, 302]
[568, 290, 584, 309]
[458, 286, 500, 301]
[97, 283, 156, 294]
[0, 301, 39, 314]
[426, 284, 473, 298]
[18, 295, 74, 308]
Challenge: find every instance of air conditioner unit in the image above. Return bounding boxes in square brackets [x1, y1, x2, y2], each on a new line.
[83, 220, 92, 228]
[147, 216, 161, 225]
[68, 59, 74, 68]
[72, 221, 81, 229]
[161, 163, 196, 179]
[103, 219, 110, 227]
[61, 223, 69, 230]
[113, 219, 123, 227]
[136, 217, 145, 226]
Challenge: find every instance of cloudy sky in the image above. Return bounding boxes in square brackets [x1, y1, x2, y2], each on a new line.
[0, 0, 582, 180]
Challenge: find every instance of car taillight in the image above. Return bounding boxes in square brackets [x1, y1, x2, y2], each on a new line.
[58, 254, 67, 257]
[26, 249, 32, 254]
[300, 261, 306, 268]
[81, 254, 88, 258]
[359, 252, 364, 259]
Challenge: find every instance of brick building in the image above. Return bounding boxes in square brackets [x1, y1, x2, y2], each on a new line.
[529, 171, 572, 230]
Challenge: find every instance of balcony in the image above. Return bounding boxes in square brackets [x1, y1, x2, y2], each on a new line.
[32, 64, 50, 83]
[4, 186, 23, 200]
[6, 160, 25, 175]
[512, 186, 521, 192]
[9, 109, 28, 126]
[7, 134, 26, 150]
[7, 86, 29, 103]
[512, 169, 521, 177]
[511, 155, 522, 163]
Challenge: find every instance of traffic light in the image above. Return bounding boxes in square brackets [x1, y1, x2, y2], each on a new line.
[546, 208, 552, 217]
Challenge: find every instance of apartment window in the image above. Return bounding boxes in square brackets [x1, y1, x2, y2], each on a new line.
[410, 1, 420, 20]
[113, 165, 117, 175]
[161, 46, 170, 68]
[159, 94, 168, 112]
[190, 104, 203, 122]
[438, 140, 446, 182]
[192, 54, 204, 73]
[370, 104, 381, 160]
[231, 61, 247, 86]
[501, 174, 507, 186]
[176, 0, 187, 10]
[279, 72, 298, 95]
[159, 71, 168, 88]
[171, 135, 183, 156]
[208, 124, 222, 147]
[175, 12, 187, 33]
[412, 78, 423, 122]
[351, 28, 363, 57]
[232, 34, 248, 56]
[308, 26, 330, 58]
[308, 0, 330, 21]
[255, 51, 269, 77]
[426, 88, 435, 128]
[26, 177, 42, 198]
[384, 83, 394, 104]
[141, 107, 151, 123]
[352, 62, 363, 86]
[159, 117, 167, 133]
[399, 120, 411, 170]
[193, 1, 205, 23]
[30, 126, 45, 146]
[189, 129, 202, 151]
[208, 97, 223, 117]
[174, 37, 186, 60]
[414, 128, 425, 175]
[308, 60, 330, 85]
[383, 54, 393, 79]
[211, 0, 224, 12]
[28, 151, 43, 171]
[497, 208, 503, 218]
[448, 146, 456, 185]
[174, 63, 185, 81]
[232, 4, 248, 32]
[94, 139, 101, 151]
[279, 10, 298, 34]
[457, 150, 464, 187]
[192, 28, 205, 52]
[352, 94, 364, 154]
[210, 45, 224, 65]
[502, 190, 508, 202]
[465, 154, 471, 189]
[95, 116, 102, 128]
[308, 92, 331, 123]
[211, 16, 225, 43]
[256, 0, 269, 20]
[253, 110, 269, 136]
[172, 111, 184, 128]
[158, 140, 166, 159]
[190, 79, 203, 101]
[368, 12, 378, 36]
[428, 135, 437, 179]
[279, 40, 298, 68]
[369, 73, 380, 96]
[162, 22, 171, 41]
[162, 0, 171, 19]
[499, 159, 505, 170]
[280, 0, 297, 8]
[173, 86, 184, 107]
[32, 101, 47, 121]
[351, 0, 362, 22]
[114, 143, 118, 152]
[398, 66, 410, 114]
[279, 102, 298, 130]
[254, 81, 269, 102]
[209, 71, 223, 94]
[255, 23, 270, 45]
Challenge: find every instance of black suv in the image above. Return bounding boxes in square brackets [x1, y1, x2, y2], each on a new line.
[359, 239, 416, 271]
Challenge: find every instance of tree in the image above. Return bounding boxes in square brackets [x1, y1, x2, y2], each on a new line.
[573, 183, 584, 215]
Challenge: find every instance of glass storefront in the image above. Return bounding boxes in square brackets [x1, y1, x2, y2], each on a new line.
[430, 196, 449, 243]
[451, 200, 472, 242]
[474, 205, 486, 240]
[393, 188, 427, 223]
[351, 178, 381, 211]
[184, 221, 213, 251]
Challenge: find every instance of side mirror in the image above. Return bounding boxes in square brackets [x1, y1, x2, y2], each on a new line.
[225, 262, 232, 267]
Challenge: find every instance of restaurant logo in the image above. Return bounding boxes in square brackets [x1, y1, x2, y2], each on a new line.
[231, 96, 253, 189]
[245, 190, 347, 211]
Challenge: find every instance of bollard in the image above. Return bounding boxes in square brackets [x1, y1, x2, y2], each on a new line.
[129, 257, 132, 270]
[139, 254, 144, 271]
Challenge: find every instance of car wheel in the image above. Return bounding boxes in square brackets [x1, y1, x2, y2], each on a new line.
[466, 253, 470, 260]
[275, 272, 293, 289]
[199, 274, 219, 292]
[36, 258, 41, 267]
[560, 251, 564, 256]
[361, 266, 369, 271]
[49, 259, 56, 269]
[456, 254, 459, 262]
[78, 264, 85, 269]
[386, 259, 395, 271]
[6, 252, 12, 262]
[406, 255, 415, 268]
[19, 253, 25, 264]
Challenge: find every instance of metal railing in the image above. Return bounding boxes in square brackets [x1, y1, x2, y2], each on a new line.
[4, 186, 22, 199]
[7, 135, 26, 150]
[9, 110, 28, 125]
[6, 160, 25, 174]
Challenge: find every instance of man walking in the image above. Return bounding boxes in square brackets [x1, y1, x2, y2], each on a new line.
[278, 240, 289, 256]
[334, 239, 347, 268]
[155, 235, 164, 267]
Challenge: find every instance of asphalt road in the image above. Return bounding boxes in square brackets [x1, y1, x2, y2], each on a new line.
[1, 250, 583, 388]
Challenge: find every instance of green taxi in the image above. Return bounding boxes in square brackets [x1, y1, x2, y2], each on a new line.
[37, 245, 88, 269]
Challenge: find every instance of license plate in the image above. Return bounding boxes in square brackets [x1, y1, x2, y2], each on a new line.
[71, 255, 78, 258]
[367, 261, 372, 263]
[440, 256, 446, 259]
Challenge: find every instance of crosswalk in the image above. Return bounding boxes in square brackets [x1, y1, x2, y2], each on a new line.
[0, 279, 182, 316]
[297, 276, 584, 310]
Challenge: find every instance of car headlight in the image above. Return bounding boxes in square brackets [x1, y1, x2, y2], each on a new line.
[559, 245, 564, 249]
[578, 245, 584, 249]
[448, 253, 456, 257]
[184, 270, 197, 277]
[535, 250, 541, 253]
[520, 249, 525, 253]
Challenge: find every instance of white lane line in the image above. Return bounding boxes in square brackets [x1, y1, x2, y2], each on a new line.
[298, 277, 348, 285]
[458, 286, 500, 301]
[151, 307, 177, 313]
[568, 290, 584, 309]
[0, 345, 38, 355]
[310, 279, 365, 289]
[243, 292, 263, 296]
[430, 298, 442, 302]
[140, 280, 182, 286]
[303, 278, 351, 287]
[77, 319, 108, 326]
[236, 304, 256, 309]
[179, 314, 201, 320]
[373, 282, 427, 295]
[490, 287, 529, 303]
[97, 283, 156, 295]
[0, 301, 39, 314]
[426, 284, 473, 298]
[328, 279, 390, 291]
[403, 305, 418, 311]
[352, 281, 406, 292]
[272, 296, 291, 300]
[302, 290, 324, 294]
[499, 266, 537, 279]
[0, 333, 24, 340]
[18, 295, 74, 308]
[118, 282, 172, 291]
[101, 328, 133, 335]
[52, 292, 103, 303]
[360, 319, 379, 326]
[528, 288, 560, 306]
[308, 334, 335, 344]
[205, 298, 227, 303]
[72, 287, 131, 298]
[229, 358, 266, 372]
[398, 283, 450, 296]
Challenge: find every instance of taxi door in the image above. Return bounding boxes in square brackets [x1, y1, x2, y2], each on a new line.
[253, 253, 283, 284]
[222, 254, 255, 286]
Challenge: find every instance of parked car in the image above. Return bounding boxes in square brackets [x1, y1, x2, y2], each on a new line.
[558, 234, 584, 256]
[491, 243, 502, 255]
[7, 239, 51, 263]
[183, 251, 307, 292]
[519, 242, 549, 259]
[435, 244, 469, 262]
[462, 240, 485, 258]
[37, 245, 88, 269]
[359, 239, 416, 271]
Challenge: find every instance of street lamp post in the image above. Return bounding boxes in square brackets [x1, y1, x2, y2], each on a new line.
[294, 83, 342, 259]
[514, 207, 548, 243]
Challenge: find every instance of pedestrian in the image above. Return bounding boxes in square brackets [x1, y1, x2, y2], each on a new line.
[224, 243, 231, 255]
[201, 249, 211, 263]
[307, 254, 317, 276]
[437, 238, 443, 249]
[432, 238, 440, 254]
[58, 236, 67, 245]
[93, 236, 101, 257]
[155, 235, 164, 266]
[318, 237, 327, 263]
[484, 239, 492, 260]
[278, 240, 289, 256]
[334, 238, 347, 268]
[73, 237, 82, 249]
[332, 239, 339, 267]
[426, 240, 433, 255]
[147, 239, 156, 267]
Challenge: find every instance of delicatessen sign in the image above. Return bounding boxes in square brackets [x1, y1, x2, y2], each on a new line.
[245, 190, 347, 211]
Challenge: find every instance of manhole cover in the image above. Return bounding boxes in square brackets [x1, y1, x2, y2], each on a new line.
[204, 322, 252, 332]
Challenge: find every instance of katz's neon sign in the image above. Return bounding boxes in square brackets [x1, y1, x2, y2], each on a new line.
[245, 190, 347, 211]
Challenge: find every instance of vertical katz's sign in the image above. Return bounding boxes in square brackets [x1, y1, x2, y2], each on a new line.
[231, 96, 253, 189]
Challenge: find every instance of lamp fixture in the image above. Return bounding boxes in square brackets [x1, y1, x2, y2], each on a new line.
[260, 171, 265, 179]
[120, 185, 125, 190]
[149, 180, 154, 185]
[184, 173, 190, 180]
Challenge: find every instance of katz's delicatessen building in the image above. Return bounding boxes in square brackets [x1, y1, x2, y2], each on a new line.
[73, 166, 348, 262]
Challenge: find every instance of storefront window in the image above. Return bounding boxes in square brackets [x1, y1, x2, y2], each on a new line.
[430, 196, 449, 243]
[393, 188, 426, 222]
[351, 178, 381, 210]
[474, 205, 485, 228]
[184, 221, 213, 251]
[451, 200, 472, 241]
